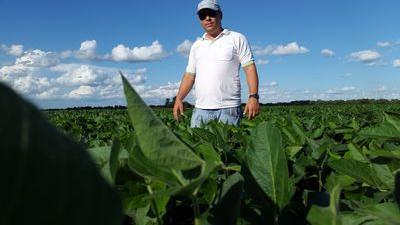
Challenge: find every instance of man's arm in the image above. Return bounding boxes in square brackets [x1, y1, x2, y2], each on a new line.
[243, 63, 260, 119]
[173, 73, 195, 120]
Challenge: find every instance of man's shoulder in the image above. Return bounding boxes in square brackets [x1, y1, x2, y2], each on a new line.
[191, 38, 204, 49]
[230, 31, 248, 40]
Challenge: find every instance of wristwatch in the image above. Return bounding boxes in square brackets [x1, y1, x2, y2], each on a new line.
[249, 93, 259, 100]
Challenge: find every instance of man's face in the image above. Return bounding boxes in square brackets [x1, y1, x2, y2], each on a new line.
[198, 9, 222, 33]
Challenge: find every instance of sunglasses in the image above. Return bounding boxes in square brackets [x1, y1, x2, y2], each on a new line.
[198, 9, 218, 21]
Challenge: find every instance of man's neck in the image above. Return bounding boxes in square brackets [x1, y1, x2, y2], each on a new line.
[206, 27, 223, 40]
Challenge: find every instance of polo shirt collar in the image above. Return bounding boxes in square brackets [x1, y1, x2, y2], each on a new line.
[202, 28, 231, 41]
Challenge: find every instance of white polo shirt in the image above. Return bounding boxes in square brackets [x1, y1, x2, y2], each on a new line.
[186, 29, 254, 109]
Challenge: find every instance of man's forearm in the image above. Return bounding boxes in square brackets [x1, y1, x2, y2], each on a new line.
[243, 63, 259, 95]
[176, 73, 195, 101]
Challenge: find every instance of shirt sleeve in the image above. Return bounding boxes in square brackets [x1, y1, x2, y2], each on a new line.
[185, 44, 196, 75]
[236, 33, 254, 67]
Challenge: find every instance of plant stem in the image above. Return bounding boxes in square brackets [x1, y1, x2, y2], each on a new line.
[147, 185, 163, 225]
[192, 196, 201, 225]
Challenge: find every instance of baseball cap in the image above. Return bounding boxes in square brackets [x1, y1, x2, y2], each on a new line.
[197, 0, 221, 12]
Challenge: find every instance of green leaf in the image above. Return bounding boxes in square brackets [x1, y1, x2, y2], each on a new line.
[246, 122, 294, 211]
[121, 73, 204, 170]
[359, 112, 400, 140]
[286, 146, 303, 161]
[205, 173, 245, 225]
[0, 83, 122, 225]
[312, 124, 325, 139]
[344, 143, 367, 162]
[109, 137, 121, 182]
[328, 159, 381, 188]
[354, 202, 400, 225]
[128, 144, 180, 185]
[307, 185, 342, 225]
[132, 205, 155, 225]
[372, 164, 394, 190]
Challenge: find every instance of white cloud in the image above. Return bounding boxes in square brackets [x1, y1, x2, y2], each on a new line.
[256, 59, 269, 65]
[66, 85, 96, 99]
[13, 75, 51, 95]
[377, 41, 391, 48]
[349, 50, 381, 64]
[177, 40, 193, 57]
[55, 64, 101, 86]
[0, 63, 52, 97]
[341, 86, 356, 92]
[0, 64, 36, 81]
[253, 42, 309, 56]
[393, 59, 400, 68]
[271, 42, 309, 56]
[16, 49, 60, 67]
[252, 45, 274, 56]
[109, 41, 167, 62]
[76, 40, 97, 60]
[321, 49, 334, 57]
[1, 44, 24, 57]
[141, 82, 180, 99]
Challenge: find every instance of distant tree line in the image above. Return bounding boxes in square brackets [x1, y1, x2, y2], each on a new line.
[42, 98, 400, 111]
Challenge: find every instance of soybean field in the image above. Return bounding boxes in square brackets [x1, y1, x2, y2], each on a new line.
[40, 77, 400, 225]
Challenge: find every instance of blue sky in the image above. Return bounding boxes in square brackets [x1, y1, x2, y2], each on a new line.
[1, 0, 400, 108]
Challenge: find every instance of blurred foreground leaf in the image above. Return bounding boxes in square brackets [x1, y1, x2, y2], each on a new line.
[0, 83, 122, 225]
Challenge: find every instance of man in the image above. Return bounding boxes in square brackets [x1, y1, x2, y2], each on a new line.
[173, 0, 260, 127]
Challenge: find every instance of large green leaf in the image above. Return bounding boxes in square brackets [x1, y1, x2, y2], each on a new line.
[128, 144, 180, 185]
[0, 83, 122, 225]
[121, 73, 204, 170]
[359, 112, 400, 140]
[246, 122, 294, 211]
[328, 159, 381, 188]
[351, 202, 400, 225]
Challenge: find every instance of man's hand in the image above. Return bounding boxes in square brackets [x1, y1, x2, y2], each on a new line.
[173, 99, 184, 120]
[244, 98, 259, 120]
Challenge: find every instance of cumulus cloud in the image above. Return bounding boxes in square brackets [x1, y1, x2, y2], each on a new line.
[177, 40, 193, 57]
[1, 44, 24, 57]
[59, 40, 169, 63]
[76, 40, 97, 60]
[55, 64, 101, 86]
[16, 49, 60, 67]
[349, 50, 381, 64]
[321, 49, 334, 57]
[66, 85, 96, 99]
[271, 42, 309, 56]
[256, 59, 269, 65]
[252, 42, 309, 56]
[141, 82, 180, 99]
[109, 41, 167, 62]
[252, 45, 274, 56]
[393, 59, 400, 68]
[0, 63, 52, 97]
[377, 41, 392, 48]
